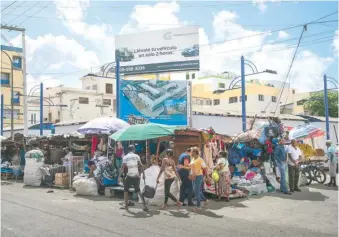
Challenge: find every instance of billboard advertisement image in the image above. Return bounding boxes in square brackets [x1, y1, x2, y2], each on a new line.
[119, 79, 187, 125]
[115, 26, 199, 75]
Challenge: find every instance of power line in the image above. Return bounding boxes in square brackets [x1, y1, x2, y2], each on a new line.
[2, 11, 337, 27]
[4, 1, 39, 25]
[1, 1, 17, 13]
[16, 2, 50, 26]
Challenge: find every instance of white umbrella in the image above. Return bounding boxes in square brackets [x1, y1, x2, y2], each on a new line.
[77, 117, 130, 134]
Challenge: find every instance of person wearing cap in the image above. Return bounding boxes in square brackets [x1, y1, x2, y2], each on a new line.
[274, 138, 291, 195]
[119, 145, 148, 211]
[325, 140, 337, 187]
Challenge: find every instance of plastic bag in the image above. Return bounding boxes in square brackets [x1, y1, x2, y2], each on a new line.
[73, 178, 99, 196]
[266, 173, 280, 190]
[139, 165, 180, 206]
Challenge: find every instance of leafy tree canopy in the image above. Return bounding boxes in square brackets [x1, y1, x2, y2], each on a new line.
[305, 91, 338, 117]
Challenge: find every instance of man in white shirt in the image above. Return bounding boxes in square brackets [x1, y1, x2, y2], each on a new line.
[287, 139, 302, 192]
[119, 145, 148, 212]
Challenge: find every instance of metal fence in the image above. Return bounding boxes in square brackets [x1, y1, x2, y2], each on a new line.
[65, 156, 85, 189]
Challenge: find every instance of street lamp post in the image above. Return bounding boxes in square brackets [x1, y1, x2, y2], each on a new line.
[323, 75, 338, 140]
[240, 56, 277, 131]
[241, 56, 246, 132]
[1, 50, 14, 140]
[115, 55, 120, 119]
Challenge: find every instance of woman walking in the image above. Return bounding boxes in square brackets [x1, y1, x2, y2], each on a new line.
[190, 147, 206, 211]
[216, 151, 231, 202]
[157, 149, 182, 210]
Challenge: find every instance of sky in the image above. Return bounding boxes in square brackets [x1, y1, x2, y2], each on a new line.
[1, 0, 338, 93]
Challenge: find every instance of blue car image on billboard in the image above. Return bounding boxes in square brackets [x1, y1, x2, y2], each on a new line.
[181, 44, 199, 57]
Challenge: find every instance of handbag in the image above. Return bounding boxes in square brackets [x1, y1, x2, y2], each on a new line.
[142, 180, 157, 199]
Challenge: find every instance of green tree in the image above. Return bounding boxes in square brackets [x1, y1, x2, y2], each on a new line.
[305, 91, 338, 117]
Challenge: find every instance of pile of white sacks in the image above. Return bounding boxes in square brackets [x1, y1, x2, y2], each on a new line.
[24, 149, 45, 187]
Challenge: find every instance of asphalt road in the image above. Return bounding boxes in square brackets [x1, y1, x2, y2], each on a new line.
[1, 182, 338, 237]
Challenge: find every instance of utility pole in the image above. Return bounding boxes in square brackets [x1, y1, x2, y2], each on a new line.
[1, 25, 27, 136]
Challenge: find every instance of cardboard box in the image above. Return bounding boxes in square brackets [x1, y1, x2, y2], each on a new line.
[55, 173, 69, 187]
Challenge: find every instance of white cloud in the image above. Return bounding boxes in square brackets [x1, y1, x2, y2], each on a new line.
[252, 0, 280, 12]
[333, 30, 339, 54]
[55, 0, 115, 63]
[120, 2, 184, 34]
[278, 31, 289, 39]
[11, 34, 99, 88]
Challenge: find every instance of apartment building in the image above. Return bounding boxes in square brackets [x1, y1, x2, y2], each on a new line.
[41, 74, 117, 123]
[191, 74, 294, 116]
[0, 45, 24, 129]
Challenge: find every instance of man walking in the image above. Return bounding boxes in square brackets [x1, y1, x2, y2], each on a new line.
[274, 138, 291, 195]
[287, 139, 302, 192]
[178, 148, 194, 206]
[119, 145, 148, 211]
[325, 140, 337, 187]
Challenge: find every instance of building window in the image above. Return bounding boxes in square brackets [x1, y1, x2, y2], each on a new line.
[1, 72, 10, 86]
[13, 56, 22, 69]
[206, 100, 212, 105]
[213, 99, 220, 105]
[199, 100, 203, 105]
[186, 72, 189, 80]
[258, 94, 264, 101]
[92, 84, 97, 90]
[13, 91, 20, 104]
[271, 96, 277, 102]
[229, 96, 238, 104]
[33, 113, 36, 124]
[106, 83, 113, 94]
[192, 73, 196, 79]
[292, 89, 295, 94]
[239, 95, 247, 102]
[103, 99, 111, 106]
[85, 86, 90, 90]
[79, 97, 89, 104]
[218, 83, 225, 89]
[4, 109, 19, 119]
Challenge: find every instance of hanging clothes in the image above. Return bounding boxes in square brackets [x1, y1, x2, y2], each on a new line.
[204, 143, 214, 174]
[91, 136, 98, 155]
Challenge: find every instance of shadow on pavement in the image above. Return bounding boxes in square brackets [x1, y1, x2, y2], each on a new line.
[308, 183, 338, 192]
[263, 187, 330, 201]
[123, 209, 161, 218]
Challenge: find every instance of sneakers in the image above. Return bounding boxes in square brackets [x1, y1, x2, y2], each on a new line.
[295, 188, 302, 192]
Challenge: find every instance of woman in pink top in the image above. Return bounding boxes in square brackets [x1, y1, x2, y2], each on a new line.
[157, 149, 182, 210]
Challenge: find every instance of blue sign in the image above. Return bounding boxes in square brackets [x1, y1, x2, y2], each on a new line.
[119, 80, 187, 125]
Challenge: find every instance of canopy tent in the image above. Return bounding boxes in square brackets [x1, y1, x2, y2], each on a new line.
[110, 123, 177, 141]
[77, 117, 130, 135]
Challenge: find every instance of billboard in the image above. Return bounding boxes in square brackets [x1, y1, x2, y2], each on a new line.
[115, 26, 199, 75]
[119, 79, 187, 125]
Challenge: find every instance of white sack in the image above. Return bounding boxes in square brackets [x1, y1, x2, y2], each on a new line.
[266, 173, 280, 190]
[24, 158, 44, 187]
[138, 165, 180, 206]
[73, 178, 99, 196]
[73, 174, 89, 182]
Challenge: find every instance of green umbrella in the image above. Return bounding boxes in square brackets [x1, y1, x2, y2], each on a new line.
[110, 123, 178, 141]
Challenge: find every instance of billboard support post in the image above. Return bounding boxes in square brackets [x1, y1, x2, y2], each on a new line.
[1, 94, 3, 136]
[188, 81, 193, 128]
[115, 55, 120, 119]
